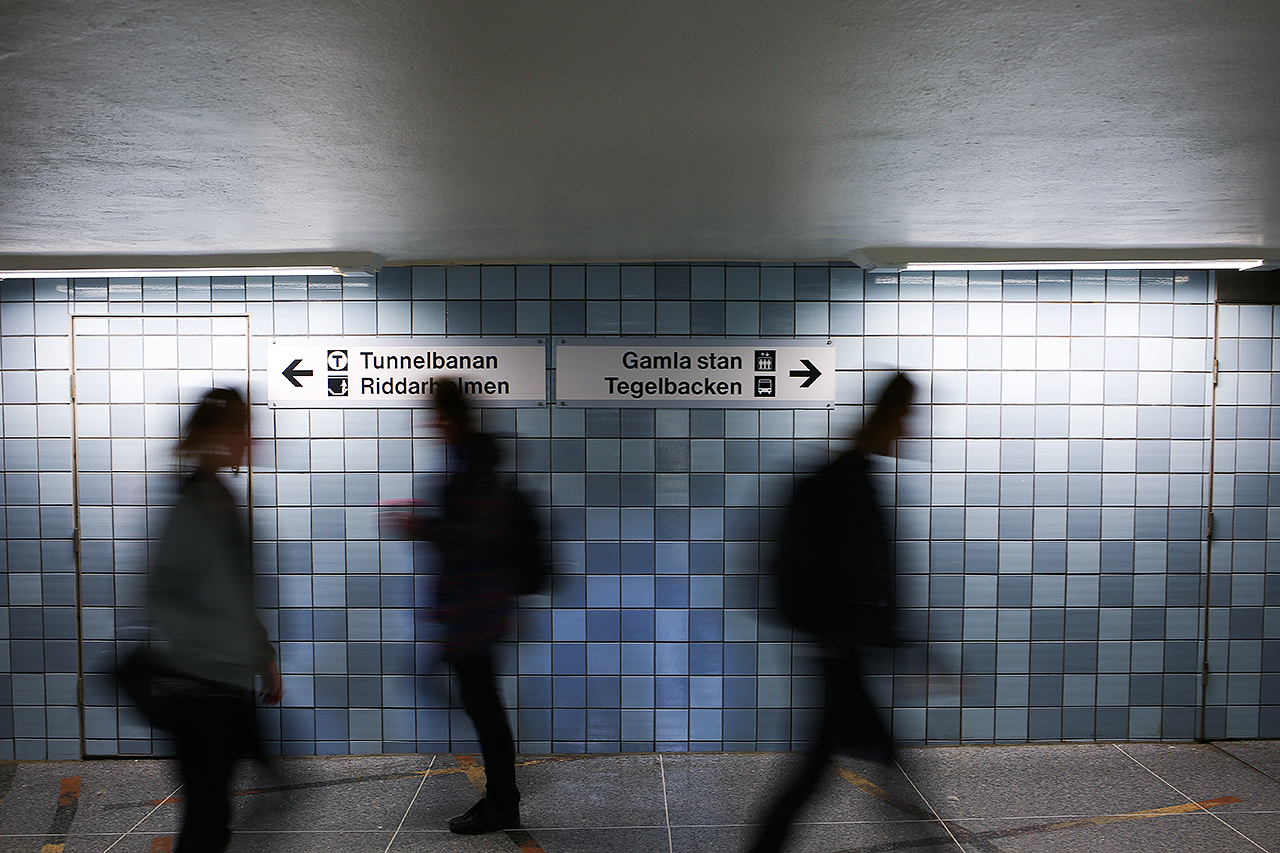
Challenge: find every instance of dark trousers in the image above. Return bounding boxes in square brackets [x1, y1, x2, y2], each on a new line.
[169, 690, 256, 853]
[748, 650, 891, 853]
[452, 649, 519, 807]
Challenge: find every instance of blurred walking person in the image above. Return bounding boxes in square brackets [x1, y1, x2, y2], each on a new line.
[393, 379, 524, 834]
[145, 388, 283, 853]
[747, 372, 916, 853]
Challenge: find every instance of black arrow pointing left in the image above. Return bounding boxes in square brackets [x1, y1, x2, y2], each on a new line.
[283, 358, 313, 388]
[789, 359, 822, 388]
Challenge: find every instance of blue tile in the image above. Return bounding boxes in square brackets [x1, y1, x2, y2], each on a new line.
[793, 266, 829, 300]
[552, 643, 587, 674]
[579, 608, 623, 644]
[653, 301, 689, 335]
[547, 265, 584, 299]
[761, 306, 795, 336]
[478, 265, 514, 299]
[655, 610, 689, 642]
[585, 300, 620, 333]
[582, 265, 620, 298]
[482, 300, 516, 334]
[621, 265, 656, 299]
[688, 301, 727, 335]
[1001, 272, 1037, 300]
[759, 267, 794, 301]
[724, 265, 760, 299]
[548, 300, 585, 335]
[621, 300, 656, 334]
[655, 265, 691, 300]
[690, 266, 725, 299]
[0, 277, 36, 301]
[725, 302, 760, 335]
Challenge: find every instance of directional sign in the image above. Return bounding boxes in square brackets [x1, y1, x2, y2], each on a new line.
[554, 339, 835, 408]
[267, 338, 547, 407]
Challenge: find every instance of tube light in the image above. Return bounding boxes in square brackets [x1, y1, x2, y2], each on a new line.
[0, 266, 354, 279]
[0, 252, 386, 280]
[849, 249, 1278, 273]
[894, 259, 1266, 273]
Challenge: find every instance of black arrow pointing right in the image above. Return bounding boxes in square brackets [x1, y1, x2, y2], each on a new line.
[283, 358, 313, 388]
[789, 359, 822, 388]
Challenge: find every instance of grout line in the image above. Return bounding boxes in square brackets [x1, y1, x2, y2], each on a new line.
[182, 825, 674, 835]
[894, 759, 972, 853]
[100, 782, 184, 853]
[1113, 744, 1269, 853]
[1206, 742, 1280, 787]
[384, 754, 434, 853]
[657, 754, 674, 853]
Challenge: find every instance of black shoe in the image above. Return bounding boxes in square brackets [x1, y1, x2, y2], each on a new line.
[448, 798, 520, 835]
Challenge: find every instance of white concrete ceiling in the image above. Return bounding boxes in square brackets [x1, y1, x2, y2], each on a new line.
[1, 0, 1278, 269]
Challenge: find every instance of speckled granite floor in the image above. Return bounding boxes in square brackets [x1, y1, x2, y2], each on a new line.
[1, 742, 1276, 852]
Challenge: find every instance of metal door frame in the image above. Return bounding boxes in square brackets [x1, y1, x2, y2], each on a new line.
[1200, 279, 1279, 740]
[69, 312, 252, 757]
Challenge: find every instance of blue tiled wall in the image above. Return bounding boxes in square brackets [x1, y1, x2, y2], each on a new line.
[1, 264, 1276, 759]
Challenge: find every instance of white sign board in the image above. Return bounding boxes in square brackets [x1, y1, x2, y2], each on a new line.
[554, 339, 835, 407]
[267, 338, 547, 407]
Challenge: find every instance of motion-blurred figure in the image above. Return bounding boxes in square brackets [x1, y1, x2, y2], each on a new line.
[396, 379, 523, 834]
[146, 388, 283, 853]
[747, 372, 916, 853]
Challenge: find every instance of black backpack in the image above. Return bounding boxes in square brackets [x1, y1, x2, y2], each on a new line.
[770, 456, 896, 646]
[771, 475, 828, 635]
[505, 481, 552, 595]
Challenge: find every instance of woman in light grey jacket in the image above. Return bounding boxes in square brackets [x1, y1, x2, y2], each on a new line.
[148, 388, 282, 853]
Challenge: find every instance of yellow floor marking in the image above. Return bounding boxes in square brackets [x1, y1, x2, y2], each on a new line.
[832, 763, 1244, 851]
[832, 765, 938, 822]
[40, 777, 82, 853]
[832, 765, 894, 801]
[453, 754, 490, 796]
[990, 795, 1243, 837]
[508, 829, 551, 853]
[57, 778, 80, 807]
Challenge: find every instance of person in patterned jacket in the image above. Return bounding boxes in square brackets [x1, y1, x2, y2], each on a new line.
[401, 379, 522, 834]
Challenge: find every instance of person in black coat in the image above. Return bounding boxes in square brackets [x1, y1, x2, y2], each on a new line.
[747, 372, 916, 853]
[395, 380, 522, 834]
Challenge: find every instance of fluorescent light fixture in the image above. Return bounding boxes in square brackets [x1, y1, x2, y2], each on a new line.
[850, 248, 1280, 273]
[891, 259, 1267, 273]
[2, 266, 346, 279]
[0, 252, 386, 280]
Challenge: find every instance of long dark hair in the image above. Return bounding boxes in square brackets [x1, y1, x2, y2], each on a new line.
[177, 387, 248, 468]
